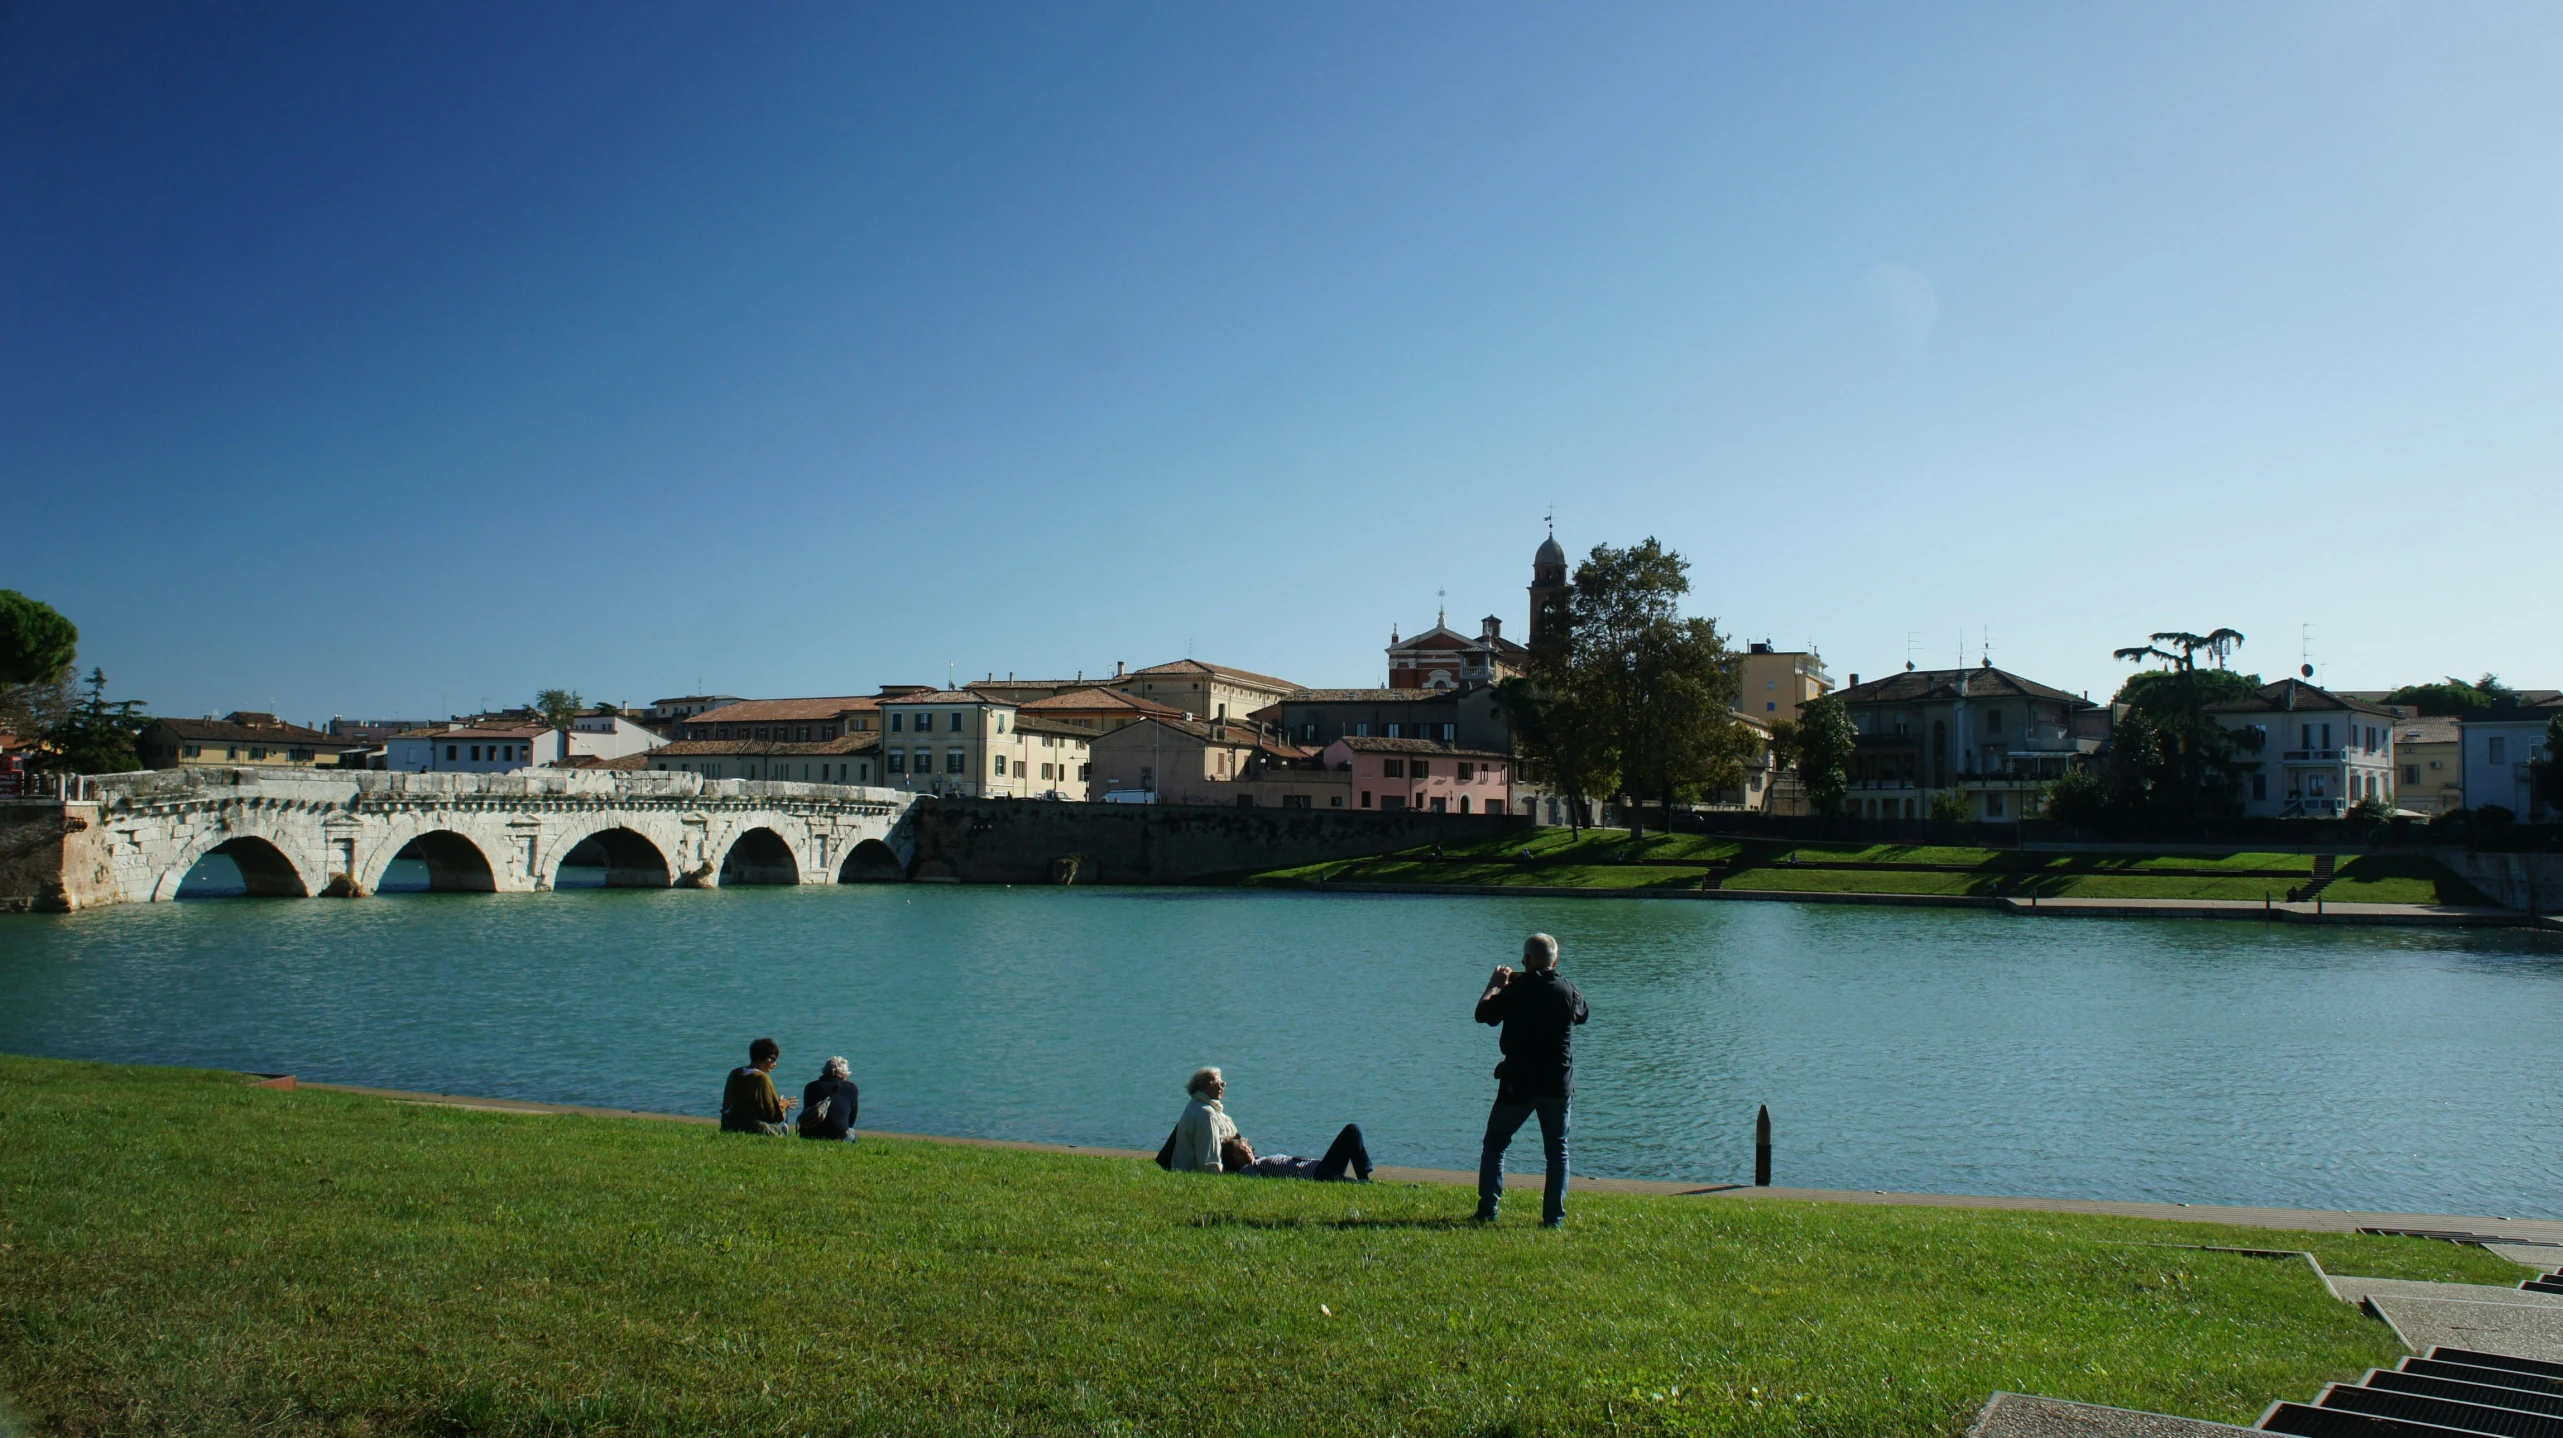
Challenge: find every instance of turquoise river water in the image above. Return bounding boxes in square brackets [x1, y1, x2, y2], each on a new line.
[3, 884, 2558, 1217]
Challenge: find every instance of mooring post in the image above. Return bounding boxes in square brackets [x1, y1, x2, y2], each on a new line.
[1754, 1104, 1772, 1187]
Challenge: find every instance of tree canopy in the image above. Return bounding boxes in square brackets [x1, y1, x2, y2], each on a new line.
[2380, 675, 2515, 716]
[1501, 537, 1746, 834]
[0, 590, 78, 687]
[2069, 627, 2262, 822]
[31, 668, 147, 775]
[1789, 694, 1857, 815]
[533, 690, 584, 732]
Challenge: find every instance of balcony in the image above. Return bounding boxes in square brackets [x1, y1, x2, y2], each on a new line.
[2280, 749, 2342, 764]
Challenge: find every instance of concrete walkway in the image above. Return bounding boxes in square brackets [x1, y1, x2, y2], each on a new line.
[294, 1079, 2563, 1241]
[2004, 895, 2531, 927]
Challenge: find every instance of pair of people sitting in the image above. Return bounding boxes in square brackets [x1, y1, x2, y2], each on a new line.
[718, 1037, 859, 1142]
[1163, 1065, 1371, 1181]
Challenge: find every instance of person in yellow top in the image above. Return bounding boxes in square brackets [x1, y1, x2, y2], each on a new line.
[720, 1037, 798, 1135]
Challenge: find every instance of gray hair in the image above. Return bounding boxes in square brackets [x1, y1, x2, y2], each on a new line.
[822, 1055, 849, 1080]
[1523, 933, 1559, 969]
[1186, 1065, 1224, 1097]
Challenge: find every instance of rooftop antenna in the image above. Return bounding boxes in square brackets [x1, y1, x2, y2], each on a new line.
[2300, 623, 2315, 681]
[1437, 587, 1447, 628]
[1905, 632, 1921, 671]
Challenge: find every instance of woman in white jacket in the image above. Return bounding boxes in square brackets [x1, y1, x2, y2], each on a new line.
[1169, 1066, 1239, 1172]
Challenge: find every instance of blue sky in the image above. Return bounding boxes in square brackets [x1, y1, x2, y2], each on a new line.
[5, 3, 2557, 723]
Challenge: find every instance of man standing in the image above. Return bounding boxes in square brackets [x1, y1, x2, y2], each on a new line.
[720, 1036, 798, 1135]
[1473, 933, 1588, 1227]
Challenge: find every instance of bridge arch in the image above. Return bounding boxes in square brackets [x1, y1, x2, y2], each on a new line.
[548, 824, 674, 889]
[838, 838, 906, 883]
[165, 834, 315, 899]
[379, 831, 497, 893]
[719, 827, 800, 886]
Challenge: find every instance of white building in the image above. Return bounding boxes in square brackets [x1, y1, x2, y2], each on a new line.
[383, 714, 666, 774]
[2207, 679, 2397, 818]
[2460, 699, 2560, 820]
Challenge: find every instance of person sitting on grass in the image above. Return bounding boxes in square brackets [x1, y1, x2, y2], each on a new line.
[799, 1055, 859, 1143]
[1167, 1066, 1239, 1172]
[719, 1037, 797, 1135]
[1219, 1127, 1372, 1182]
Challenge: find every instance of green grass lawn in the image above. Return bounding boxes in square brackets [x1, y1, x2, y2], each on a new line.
[0, 1057, 2525, 1437]
[1248, 838, 2490, 909]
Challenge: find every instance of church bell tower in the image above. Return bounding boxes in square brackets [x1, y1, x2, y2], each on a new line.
[1528, 526, 1569, 652]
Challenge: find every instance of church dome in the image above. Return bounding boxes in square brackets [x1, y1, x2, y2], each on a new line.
[1535, 533, 1565, 566]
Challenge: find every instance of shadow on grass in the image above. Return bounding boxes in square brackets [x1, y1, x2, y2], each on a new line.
[1189, 1214, 1477, 1231]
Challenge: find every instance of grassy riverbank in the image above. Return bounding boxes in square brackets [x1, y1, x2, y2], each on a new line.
[1246, 831, 2490, 906]
[0, 1056, 2525, 1436]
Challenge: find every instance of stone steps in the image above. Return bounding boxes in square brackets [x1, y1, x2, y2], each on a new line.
[2259, 1349, 2563, 1438]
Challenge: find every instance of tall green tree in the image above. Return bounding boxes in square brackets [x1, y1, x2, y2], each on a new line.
[0, 591, 78, 686]
[533, 689, 583, 766]
[2102, 628, 2261, 820]
[33, 668, 148, 775]
[1492, 676, 1615, 834]
[1556, 539, 1746, 836]
[1789, 694, 1857, 816]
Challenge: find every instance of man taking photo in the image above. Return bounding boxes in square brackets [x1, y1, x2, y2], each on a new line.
[1473, 932, 1588, 1228]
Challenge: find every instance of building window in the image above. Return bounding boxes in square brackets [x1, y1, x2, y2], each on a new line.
[1330, 796, 1344, 807]
[1360, 790, 1371, 808]
[947, 713, 962, 732]
[1079, 763, 1091, 780]
[1040, 763, 1054, 780]
[1986, 793, 2005, 818]
[1140, 766, 1153, 787]
[1381, 759, 1404, 778]
[1386, 723, 1401, 738]
[997, 713, 1008, 733]
[1353, 723, 1371, 737]
[890, 713, 904, 732]
[994, 754, 1008, 776]
[888, 751, 906, 774]
[1986, 709, 2003, 734]
[1458, 762, 1474, 781]
[446, 745, 457, 761]
[2490, 737, 2508, 763]
[1411, 759, 1430, 778]
[2403, 764, 2420, 784]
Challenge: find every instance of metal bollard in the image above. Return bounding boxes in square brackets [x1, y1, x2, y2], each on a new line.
[1754, 1104, 1772, 1187]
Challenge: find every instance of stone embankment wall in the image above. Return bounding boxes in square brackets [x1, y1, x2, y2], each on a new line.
[901, 799, 1525, 885]
[0, 802, 119, 914]
[2430, 849, 2563, 911]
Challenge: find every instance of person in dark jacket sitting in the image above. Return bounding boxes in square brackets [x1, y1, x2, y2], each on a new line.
[799, 1055, 860, 1143]
[719, 1036, 797, 1135]
[1473, 932, 1588, 1227]
[1219, 1127, 1372, 1182]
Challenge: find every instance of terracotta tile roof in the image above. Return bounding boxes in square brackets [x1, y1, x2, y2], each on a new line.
[441, 724, 551, 740]
[1011, 717, 1096, 741]
[1017, 687, 1182, 716]
[1837, 666, 2090, 708]
[1107, 715, 1313, 758]
[2205, 679, 2399, 718]
[692, 696, 883, 725]
[2394, 716, 2461, 744]
[881, 690, 1004, 706]
[559, 753, 653, 771]
[1333, 735, 1512, 761]
[1276, 689, 1458, 705]
[651, 733, 881, 758]
[1124, 659, 1302, 692]
[145, 717, 357, 747]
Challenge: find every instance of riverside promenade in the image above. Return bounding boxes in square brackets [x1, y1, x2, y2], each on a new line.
[293, 1077, 2563, 1245]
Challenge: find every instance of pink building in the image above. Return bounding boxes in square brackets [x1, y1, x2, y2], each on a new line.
[1322, 736, 1511, 814]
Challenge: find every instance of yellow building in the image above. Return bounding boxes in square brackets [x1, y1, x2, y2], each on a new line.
[138, 713, 364, 770]
[1735, 644, 1833, 725]
[1110, 659, 1302, 725]
[876, 690, 1091, 799]
[2390, 714, 2463, 815]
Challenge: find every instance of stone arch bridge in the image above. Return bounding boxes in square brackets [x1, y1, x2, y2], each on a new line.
[74, 767, 922, 904]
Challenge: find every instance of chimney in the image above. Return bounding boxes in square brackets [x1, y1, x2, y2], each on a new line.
[1115, 660, 1125, 678]
[1849, 674, 1859, 688]
[1482, 615, 1502, 640]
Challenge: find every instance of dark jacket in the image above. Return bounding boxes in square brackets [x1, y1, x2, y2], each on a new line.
[799, 1075, 859, 1140]
[1475, 968, 1590, 1098]
[720, 1066, 785, 1132]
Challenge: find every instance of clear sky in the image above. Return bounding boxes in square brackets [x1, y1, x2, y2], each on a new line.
[5, 3, 2557, 723]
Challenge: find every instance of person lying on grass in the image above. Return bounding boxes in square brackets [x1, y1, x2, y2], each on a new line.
[719, 1036, 798, 1135]
[1219, 1129, 1373, 1182]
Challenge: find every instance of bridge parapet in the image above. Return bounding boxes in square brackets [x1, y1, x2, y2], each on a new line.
[74, 766, 920, 906]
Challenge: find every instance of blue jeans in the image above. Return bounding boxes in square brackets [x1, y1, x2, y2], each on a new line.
[1477, 1095, 1570, 1224]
